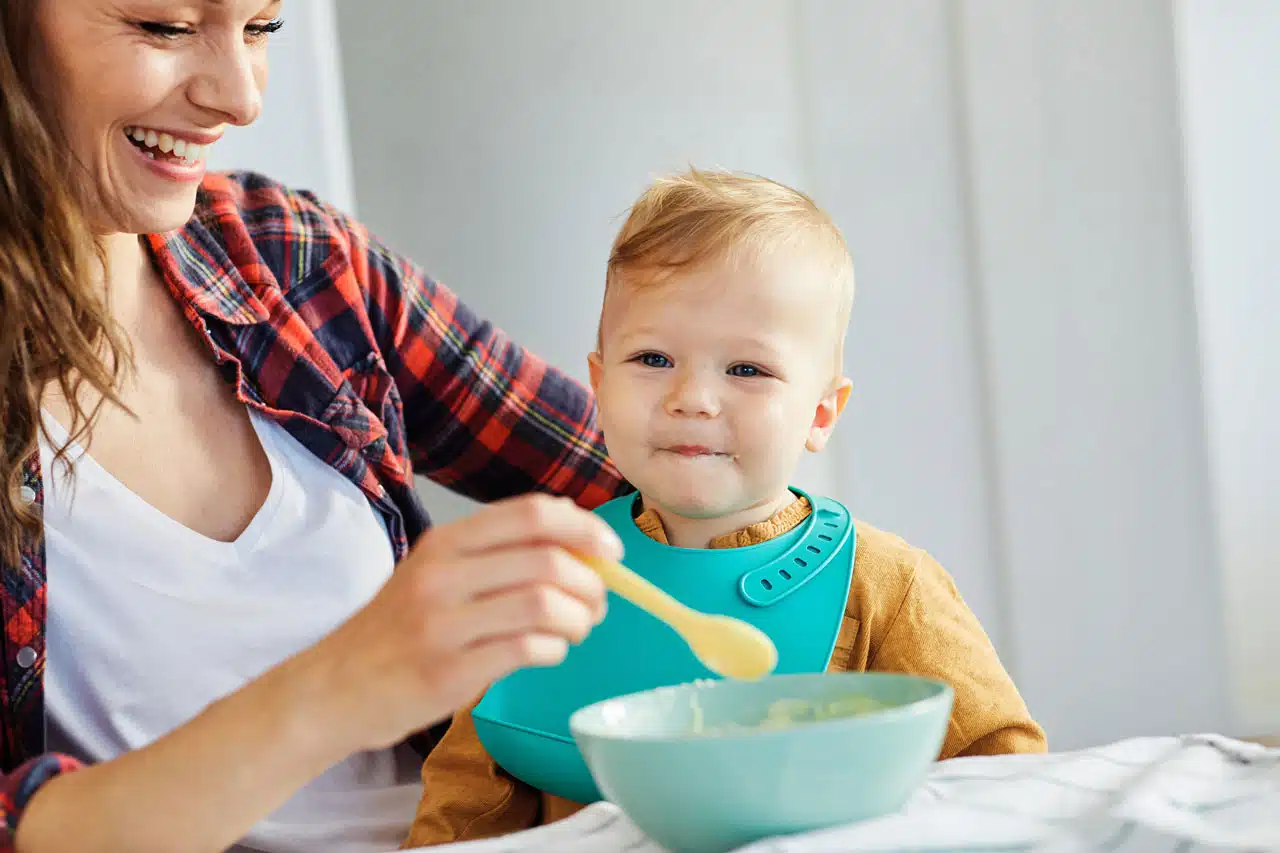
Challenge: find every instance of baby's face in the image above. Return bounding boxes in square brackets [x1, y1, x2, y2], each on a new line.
[590, 252, 850, 522]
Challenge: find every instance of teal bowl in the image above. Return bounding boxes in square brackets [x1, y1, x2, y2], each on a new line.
[569, 672, 953, 853]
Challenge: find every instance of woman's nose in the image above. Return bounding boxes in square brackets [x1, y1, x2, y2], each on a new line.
[187, 43, 264, 127]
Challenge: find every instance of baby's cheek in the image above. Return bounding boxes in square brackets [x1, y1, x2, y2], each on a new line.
[746, 436, 803, 484]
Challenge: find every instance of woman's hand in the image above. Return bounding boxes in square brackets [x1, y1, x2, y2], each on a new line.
[303, 493, 622, 753]
[14, 494, 621, 853]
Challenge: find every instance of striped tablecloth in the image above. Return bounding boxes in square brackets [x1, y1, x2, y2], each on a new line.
[407, 735, 1280, 853]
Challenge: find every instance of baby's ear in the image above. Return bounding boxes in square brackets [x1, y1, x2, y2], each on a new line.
[587, 352, 604, 394]
[806, 377, 853, 453]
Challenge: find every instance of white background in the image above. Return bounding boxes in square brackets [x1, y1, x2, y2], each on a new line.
[215, 0, 1277, 750]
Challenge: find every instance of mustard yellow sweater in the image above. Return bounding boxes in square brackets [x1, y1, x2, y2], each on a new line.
[404, 498, 1046, 847]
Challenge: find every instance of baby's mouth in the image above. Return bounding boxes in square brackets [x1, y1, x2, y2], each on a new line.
[660, 445, 729, 458]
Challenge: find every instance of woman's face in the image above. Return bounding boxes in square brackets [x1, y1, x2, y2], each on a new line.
[33, 0, 281, 235]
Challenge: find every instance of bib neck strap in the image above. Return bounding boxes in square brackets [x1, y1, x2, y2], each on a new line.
[737, 490, 853, 607]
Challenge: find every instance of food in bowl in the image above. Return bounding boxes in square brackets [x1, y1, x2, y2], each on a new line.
[690, 692, 891, 735]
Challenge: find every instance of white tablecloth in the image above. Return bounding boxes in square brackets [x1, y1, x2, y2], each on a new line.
[406, 735, 1280, 853]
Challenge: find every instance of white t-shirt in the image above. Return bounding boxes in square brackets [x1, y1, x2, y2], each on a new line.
[41, 408, 424, 852]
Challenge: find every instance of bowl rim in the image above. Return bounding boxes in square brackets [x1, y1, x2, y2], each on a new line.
[568, 671, 954, 743]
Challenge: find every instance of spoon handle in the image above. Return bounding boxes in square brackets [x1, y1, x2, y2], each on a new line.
[575, 553, 696, 630]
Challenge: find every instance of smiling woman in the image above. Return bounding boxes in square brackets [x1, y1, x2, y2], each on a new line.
[0, 2, 630, 852]
[27, 0, 274, 232]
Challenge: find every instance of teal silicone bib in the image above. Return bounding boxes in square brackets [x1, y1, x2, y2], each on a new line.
[472, 487, 856, 804]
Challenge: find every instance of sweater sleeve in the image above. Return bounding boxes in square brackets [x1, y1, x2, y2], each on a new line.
[402, 700, 540, 847]
[868, 550, 1046, 759]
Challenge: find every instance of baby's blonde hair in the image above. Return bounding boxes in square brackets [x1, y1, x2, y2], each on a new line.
[603, 168, 855, 370]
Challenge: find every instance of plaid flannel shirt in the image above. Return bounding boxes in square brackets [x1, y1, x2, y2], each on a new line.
[0, 171, 628, 846]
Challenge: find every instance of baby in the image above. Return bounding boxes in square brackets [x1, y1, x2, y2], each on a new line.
[404, 169, 1046, 846]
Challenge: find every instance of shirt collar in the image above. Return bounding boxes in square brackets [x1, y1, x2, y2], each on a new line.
[146, 218, 270, 326]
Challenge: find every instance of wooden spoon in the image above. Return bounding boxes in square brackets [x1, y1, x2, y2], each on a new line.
[577, 553, 778, 681]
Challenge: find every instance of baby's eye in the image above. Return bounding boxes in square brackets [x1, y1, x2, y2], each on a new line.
[728, 363, 764, 378]
[638, 353, 672, 369]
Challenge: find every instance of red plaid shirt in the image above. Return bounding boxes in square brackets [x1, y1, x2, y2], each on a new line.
[0, 172, 628, 844]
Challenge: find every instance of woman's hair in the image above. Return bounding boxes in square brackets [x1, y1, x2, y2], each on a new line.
[0, 3, 129, 565]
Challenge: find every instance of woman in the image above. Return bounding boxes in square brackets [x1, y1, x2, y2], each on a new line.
[0, 1, 630, 851]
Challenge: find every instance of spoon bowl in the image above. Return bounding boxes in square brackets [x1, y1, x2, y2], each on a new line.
[687, 613, 778, 680]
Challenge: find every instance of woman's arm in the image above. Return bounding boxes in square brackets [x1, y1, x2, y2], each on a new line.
[10, 494, 622, 853]
[324, 202, 631, 509]
[14, 650, 349, 853]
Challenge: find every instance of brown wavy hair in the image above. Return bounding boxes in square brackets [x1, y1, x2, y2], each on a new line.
[1, 3, 129, 565]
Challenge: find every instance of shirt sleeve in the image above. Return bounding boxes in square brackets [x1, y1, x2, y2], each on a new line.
[403, 701, 542, 847]
[1, 753, 82, 850]
[869, 551, 1047, 759]
[330, 208, 630, 510]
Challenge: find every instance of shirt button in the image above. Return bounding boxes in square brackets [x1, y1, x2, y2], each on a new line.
[16, 647, 37, 669]
[19, 485, 36, 504]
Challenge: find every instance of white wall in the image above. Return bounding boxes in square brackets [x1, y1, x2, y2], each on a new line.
[796, 0, 1007, 664]
[955, 0, 1230, 745]
[1174, 0, 1280, 733]
[336, 0, 1266, 748]
[206, 0, 355, 214]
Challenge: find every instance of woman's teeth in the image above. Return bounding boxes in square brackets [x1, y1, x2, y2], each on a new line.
[124, 126, 207, 164]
